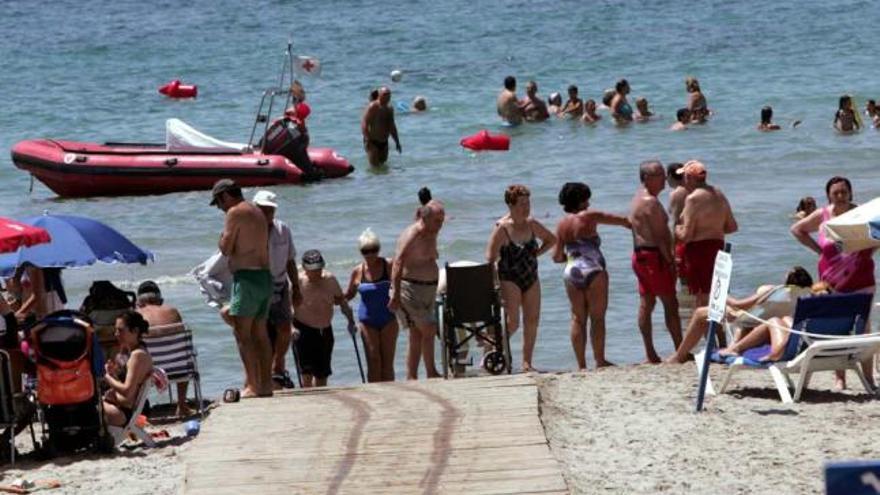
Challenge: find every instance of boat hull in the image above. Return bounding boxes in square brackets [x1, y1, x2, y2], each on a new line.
[11, 139, 354, 198]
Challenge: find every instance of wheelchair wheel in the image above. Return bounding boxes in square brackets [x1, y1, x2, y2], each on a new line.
[482, 350, 508, 375]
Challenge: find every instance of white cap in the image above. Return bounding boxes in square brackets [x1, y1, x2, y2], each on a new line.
[253, 190, 278, 208]
[390, 70, 403, 82]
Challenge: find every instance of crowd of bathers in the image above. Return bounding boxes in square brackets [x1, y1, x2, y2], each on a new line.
[495, 75, 880, 132]
[198, 154, 878, 393]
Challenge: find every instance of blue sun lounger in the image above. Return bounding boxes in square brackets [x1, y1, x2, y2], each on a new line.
[695, 292, 880, 403]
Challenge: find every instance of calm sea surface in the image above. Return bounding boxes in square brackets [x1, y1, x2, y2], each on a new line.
[2, 0, 879, 394]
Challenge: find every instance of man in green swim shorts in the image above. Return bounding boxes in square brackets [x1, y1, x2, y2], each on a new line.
[211, 179, 273, 397]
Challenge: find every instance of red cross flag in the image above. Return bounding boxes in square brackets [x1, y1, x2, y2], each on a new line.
[295, 56, 321, 77]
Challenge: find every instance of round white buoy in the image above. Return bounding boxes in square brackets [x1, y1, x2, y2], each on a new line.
[390, 70, 403, 82]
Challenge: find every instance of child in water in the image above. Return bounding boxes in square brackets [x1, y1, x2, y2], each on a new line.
[560, 85, 583, 118]
[670, 108, 690, 131]
[833, 95, 860, 133]
[634, 97, 654, 122]
[757, 106, 781, 131]
[793, 196, 817, 220]
[866, 99, 879, 128]
[580, 99, 601, 124]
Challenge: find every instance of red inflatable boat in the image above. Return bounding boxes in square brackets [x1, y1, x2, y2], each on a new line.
[11, 120, 354, 198]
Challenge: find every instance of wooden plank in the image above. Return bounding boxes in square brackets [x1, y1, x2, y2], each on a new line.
[183, 374, 568, 494]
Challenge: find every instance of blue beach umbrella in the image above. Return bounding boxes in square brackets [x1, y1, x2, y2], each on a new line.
[0, 214, 154, 276]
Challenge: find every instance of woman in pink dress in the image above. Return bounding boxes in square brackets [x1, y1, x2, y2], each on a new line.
[791, 176, 875, 389]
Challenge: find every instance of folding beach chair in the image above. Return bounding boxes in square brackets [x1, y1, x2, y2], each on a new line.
[436, 262, 511, 378]
[697, 292, 880, 403]
[143, 323, 204, 418]
[107, 376, 156, 448]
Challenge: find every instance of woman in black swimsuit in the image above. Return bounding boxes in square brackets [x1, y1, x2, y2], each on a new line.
[486, 185, 556, 372]
[103, 311, 153, 427]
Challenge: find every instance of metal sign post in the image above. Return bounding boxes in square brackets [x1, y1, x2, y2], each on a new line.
[695, 243, 732, 412]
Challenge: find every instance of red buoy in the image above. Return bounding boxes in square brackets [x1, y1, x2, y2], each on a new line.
[460, 130, 510, 151]
[159, 79, 198, 98]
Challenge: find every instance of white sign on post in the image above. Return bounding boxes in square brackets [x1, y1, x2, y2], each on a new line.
[706, 251, 733, 323]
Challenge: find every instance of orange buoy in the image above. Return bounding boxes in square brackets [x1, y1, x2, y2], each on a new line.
[460, 130, 509, 151]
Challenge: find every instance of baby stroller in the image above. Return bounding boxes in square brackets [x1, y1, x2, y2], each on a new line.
[437, 262, 511, 378]
[28, 310, 112, 456]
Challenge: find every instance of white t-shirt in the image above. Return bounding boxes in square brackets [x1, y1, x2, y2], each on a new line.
[269, 219, 296, 287]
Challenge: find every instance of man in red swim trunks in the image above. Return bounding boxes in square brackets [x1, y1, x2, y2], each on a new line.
[674, 161, 738, 311]
[629, 160, 682, 363]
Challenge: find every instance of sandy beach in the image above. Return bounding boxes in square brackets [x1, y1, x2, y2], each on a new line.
[2, 421, 190, 495]
[3, 363, 876, 494]
[538, 364, 880, 495]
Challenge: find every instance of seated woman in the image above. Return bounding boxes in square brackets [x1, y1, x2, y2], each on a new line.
[665, 266, 814, 363]
[102, 311, 153, 428]
[718, 281, 831, 361]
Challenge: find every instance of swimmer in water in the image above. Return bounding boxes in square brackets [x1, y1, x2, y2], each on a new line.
[497, 76, 525, 125]
[670, 108, 690, 131]
[581, 99, 601, 124]
[685, 77, 709, 124]
[521, 81, 550, 122]
[866, 99, 879, 127]
[610, 79, 633, 125]
[634, 97, 654, 122]
[547, 92, 563, 115]
[833, 94, 860, 133]
[560, 85, 584, 118]
[793, 196, 817, 220]
[757, 106, 781, 131]
[412, 96, 427, 112]
[552, 182, 631, 370]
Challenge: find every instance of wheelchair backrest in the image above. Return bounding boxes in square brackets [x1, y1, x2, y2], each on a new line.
[445, 263, 498, 323]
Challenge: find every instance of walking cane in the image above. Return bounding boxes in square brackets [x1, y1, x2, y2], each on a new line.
[349, 323, 366, 384]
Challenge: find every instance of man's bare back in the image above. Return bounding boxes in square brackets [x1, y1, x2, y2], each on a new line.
[220, 202, 269, 272]
[676, 186, 737, 243]
[497, 89, 523, 124]
[294, 270, 342, 329]
[138, 304, 182, 334]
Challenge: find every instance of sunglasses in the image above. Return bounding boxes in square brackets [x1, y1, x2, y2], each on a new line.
[360, 247, 380, 255]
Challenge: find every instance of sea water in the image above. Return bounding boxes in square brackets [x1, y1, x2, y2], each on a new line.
[2, 0, 879, 394]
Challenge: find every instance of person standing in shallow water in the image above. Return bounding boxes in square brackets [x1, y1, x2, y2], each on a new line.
[497, 76, 524, 125]
[685, 77, 709, 123]
[833, 95, 860, 133]
[485, 185, 556, 372]
[361, 86, 401, 166]
[628, 161, 682, 363]
[610, 79, 634, 125]
[553, 182, 631, 370]
[521, 81, 550, 122]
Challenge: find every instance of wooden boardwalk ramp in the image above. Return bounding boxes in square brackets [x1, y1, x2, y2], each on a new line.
[183, 374, 568, 494]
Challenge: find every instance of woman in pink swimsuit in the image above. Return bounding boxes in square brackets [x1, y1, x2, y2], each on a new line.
[791, 176, 875, 389]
